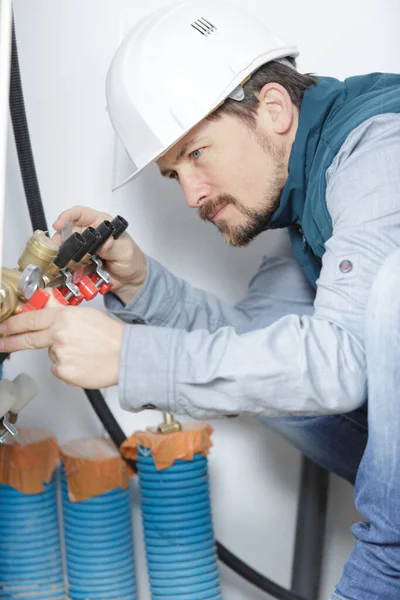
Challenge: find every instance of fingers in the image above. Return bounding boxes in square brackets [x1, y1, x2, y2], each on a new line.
[51, 231, 63, 246]
[0, 307, 63, 353]
[48, 347, 59, 364]
[50, 361, 77, 386]
[0, 328, 53, 353]
[52, 206, 97, 230]
[0, 308, 61, 337]
[50, 361, 60, 379]
[50, 360, 63, 382]
[52, 206, 117, 259]
[52, 206, 112, 233]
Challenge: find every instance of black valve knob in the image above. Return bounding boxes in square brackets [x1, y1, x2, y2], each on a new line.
[110, 216, 128, 240]
[54, 233, 85, 269]
[72, 227, 101, 262]
[89, 221, 116, 256]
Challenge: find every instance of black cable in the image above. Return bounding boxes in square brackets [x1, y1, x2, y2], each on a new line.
[9, 16, 48, 232]
[291, 458, 329, 599]
[83, 388, 136, 471]
[9, 13, 307, 600]
[217, 543, 307, 600]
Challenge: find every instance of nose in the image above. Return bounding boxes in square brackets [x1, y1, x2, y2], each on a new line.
[180, 172, 211, 209]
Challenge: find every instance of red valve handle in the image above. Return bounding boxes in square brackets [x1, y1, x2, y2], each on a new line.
[20, 288, 69, 313]
[76, 275, 99, 301]
[88, 273, 113, 295]
[89, 273, 101, 285]
[53, 289, 70, 306]
[20, 289, 50, 312]
[99, 281, 113, 295]
[71, 266, 86, 285]
[67, 295, 85, 306]
[57, 287, 84, 306]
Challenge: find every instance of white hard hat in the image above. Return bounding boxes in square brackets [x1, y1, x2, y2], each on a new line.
[106, 0, 298, 189]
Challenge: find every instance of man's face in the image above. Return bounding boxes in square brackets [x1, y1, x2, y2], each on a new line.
[157, 94, 293, 247]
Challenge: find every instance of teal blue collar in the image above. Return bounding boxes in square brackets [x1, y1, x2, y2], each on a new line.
[267, 76, 345, 229]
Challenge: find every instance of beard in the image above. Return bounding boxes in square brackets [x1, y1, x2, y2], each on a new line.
[198, 133, 287, 247]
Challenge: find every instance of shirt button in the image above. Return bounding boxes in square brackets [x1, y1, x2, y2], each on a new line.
[142, 404, 157, 410]
[339, 259, 353, 273]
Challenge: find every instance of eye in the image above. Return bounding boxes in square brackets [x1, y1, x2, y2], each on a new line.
[190, 148, 203, 159]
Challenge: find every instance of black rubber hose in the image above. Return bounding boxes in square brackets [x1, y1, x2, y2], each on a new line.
[9, 14, 307, 600]
[291, 458, 329, 599]
[9, 17, 48, 233]
[217, 543, 307, 600]
[83, 388, 136, 472]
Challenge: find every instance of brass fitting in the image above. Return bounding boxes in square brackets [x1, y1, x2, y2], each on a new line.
[42, 264, 60, 286]
[18, 230, 58, 274]
[0, 278, 18, 321]
[67, 252, 93, 273]
[0, 231, 59, 322]
[0, 269, 37, 321]
[157, 412, 182, 434]
[42, 232, 86, 287]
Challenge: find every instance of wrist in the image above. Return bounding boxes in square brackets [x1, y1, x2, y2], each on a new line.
[115, 259, 147, 305]
[108, 319, 125, 387]
[115, 277, 145, 306]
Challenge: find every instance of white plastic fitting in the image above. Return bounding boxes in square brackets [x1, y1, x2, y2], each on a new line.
[0, 374, 39, 420]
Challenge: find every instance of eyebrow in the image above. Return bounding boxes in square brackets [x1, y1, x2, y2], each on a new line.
[160, 136, 204, 177]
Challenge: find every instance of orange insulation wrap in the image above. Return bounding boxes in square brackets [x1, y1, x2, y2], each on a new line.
[0, 427, 60, 494]
[121, 422, 214, 470]
[61, 437, 133, 502]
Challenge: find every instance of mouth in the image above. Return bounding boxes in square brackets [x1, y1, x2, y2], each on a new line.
[211, 203, 228, 222]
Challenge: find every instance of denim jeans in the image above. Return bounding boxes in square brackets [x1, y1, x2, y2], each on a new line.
[260, 248, 400, 599]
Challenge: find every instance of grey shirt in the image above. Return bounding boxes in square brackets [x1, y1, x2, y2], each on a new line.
[105, 114, 400, 419]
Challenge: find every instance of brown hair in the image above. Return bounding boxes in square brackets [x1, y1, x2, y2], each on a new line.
[207, 59, 317, 128]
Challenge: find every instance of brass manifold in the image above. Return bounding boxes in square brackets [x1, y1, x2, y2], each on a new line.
[0, 229, 99, 322]
[0, 231, 59, 322]
[0, 229, 183, 435]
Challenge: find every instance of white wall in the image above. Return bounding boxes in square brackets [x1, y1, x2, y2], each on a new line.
[3, 1, 400, 598]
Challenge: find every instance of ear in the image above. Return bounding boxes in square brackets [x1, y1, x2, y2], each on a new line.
[256, 83, 294, 135]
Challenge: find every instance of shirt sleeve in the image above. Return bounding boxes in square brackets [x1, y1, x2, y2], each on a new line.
[117, 114, 400, 419]
[105, 249, 315, 333]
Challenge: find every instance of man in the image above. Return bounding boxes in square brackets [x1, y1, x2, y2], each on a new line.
[1, 1, 400, 598]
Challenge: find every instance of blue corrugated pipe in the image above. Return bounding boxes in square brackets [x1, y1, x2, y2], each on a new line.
[0, 474, 66, 599]
[137, 448, 222, 599]
[61, 469, 137, 599]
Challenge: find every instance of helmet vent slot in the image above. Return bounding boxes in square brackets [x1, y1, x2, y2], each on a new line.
[191, 17, 217, 36]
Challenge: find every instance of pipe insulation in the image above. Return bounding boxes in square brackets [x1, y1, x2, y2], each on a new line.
[61, 470, 137, 600]
[137, 448, 222, 599]
[0, 475, 66, 599]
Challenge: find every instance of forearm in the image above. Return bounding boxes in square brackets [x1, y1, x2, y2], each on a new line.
[118, 315, 366, 419]
[105, 254, 252, 332]
[105, 254, 315, 333]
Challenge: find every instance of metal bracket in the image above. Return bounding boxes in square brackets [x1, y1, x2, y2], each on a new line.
[0, 412, 18, 444]
[60, 268, 81, 300]
[91, 256, 111, 286]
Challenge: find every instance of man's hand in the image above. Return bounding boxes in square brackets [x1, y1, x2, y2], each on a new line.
[53, 206, 147, 304]
[0, 301, 125, 389]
